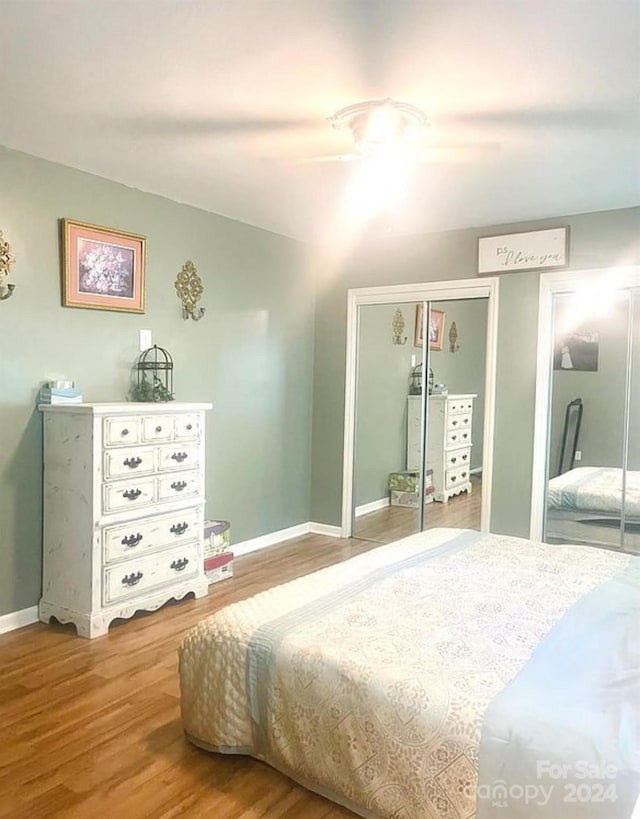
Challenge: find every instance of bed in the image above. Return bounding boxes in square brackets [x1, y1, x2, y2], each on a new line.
[179, 527, 640, 818]
[546, 466, 640, 550]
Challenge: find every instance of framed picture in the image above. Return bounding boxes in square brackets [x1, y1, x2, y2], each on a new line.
[478, 226, 569, 275]
[61, 218, 146, 312]
[553, 330, 599, 372]
[414, 304, 446, 350]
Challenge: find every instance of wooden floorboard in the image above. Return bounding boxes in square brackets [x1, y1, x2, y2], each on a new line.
[0, 494, 479, 818]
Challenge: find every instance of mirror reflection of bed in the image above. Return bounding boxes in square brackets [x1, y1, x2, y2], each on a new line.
[352, 299, 487, 544]
[544, 289, 640, 556]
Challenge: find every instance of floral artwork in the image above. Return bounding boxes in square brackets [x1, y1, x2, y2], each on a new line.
[62, 219, 146, 312]
[78, 239, 134, 297]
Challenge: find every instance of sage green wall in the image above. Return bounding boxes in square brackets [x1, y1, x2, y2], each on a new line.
[549, 294, 634, 475]
[354, 304, 415, 508]
[428, 298, 488, 471]
[0, 145, 314, 617]
[310, 207, 640, 537]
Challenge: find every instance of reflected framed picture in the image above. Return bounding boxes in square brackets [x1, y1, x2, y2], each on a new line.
[553, 330, 599, 372]
[414, 305, 446, 350]
[61, 218, 146, 312]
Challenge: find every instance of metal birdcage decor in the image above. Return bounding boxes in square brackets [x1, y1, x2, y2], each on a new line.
[408, 363, 434, 395]
[132, 345, 174, 402]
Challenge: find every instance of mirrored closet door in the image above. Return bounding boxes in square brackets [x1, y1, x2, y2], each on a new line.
[352, 298, 488, 543]
[542, 281, 640, 555]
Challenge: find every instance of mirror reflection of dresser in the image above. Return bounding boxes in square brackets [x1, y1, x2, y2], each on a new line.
[407, 393, 476, 502]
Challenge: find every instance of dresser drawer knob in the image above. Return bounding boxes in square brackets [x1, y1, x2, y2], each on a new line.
[122, 571, 143, 587]
[462, 433, 468, 440]
[186, 423, 193, 431]
[170, 557, 189, 572]
[123, 488, 142, 501]
[121, 428, 129, 436]
[451, 456, 457, 464]
[155, 425, 162, 433]
[451, 434, 457, 441]
[171, 480, 187, 492]
[171, 451, 188, 463]
[121, 533, 143, 547]
[170, 522, 189, 535]
[452, 420, 458, 426]
[461, 471, 468, 479]
[462, 453, 468, 461]
[451, 475, 457, 482]
[123, 456, 142, 469]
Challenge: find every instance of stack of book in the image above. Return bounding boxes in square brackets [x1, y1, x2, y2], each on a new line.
[39, 382, 83, 404]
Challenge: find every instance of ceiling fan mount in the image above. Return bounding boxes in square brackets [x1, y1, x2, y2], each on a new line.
[327, 98, 430, 156]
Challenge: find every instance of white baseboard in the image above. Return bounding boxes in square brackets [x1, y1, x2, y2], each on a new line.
[309, 522, 343, 537]
[232, 522, 312, 557]
[355, 497, 389, 518]
[0, 605, 39, 635]
[470, 467, 483, 475]
[233, 520, 344, 557]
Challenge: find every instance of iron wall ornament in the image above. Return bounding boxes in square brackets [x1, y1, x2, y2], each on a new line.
[175, 260, 205, 321]
[449, 321, 459, 352]
[0, 229, 16, 300]
[392, 308, 407, 345]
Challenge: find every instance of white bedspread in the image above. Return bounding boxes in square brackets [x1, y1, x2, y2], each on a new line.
[179, 528, 632, 819]
[548, 466, 640, 517]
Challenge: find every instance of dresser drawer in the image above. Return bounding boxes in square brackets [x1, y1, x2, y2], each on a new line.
[142, 415, 174, 442]
[449, 399, 474, 414]
[447, 412, 472, 432]
[157, 470, 200, 502]
[103, 507, 202, 563]
[103, 542, 199, 604]
[103, 477, 155, 513]
[446, 447, 471, 470]
[445, 465, 471, 490]
[103, 446, 156, 480]
[446, 428, 471, 448]
[158, 443, 200, 472]
[104, 416, 141, 447]
[174, 414, 200, 440]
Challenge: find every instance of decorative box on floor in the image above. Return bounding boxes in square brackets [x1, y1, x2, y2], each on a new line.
[204, 520, 233, 584]
[389, 470, 434, 508]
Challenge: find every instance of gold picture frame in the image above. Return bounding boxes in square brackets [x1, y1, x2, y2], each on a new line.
[414, 304, 445, 350]
[61, 218, 146, 313]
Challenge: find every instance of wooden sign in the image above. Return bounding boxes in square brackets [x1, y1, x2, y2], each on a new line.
[478, 226, 569, 275]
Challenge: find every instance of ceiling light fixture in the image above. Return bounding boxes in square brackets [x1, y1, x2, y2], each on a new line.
[328, 98, 429, 156]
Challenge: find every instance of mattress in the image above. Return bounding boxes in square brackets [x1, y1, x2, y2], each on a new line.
[179, 527, 640, 819]
[547, 466, 640, 518]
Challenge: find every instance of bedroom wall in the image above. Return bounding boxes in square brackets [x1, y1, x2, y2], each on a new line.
[549, 295, 636, 474]
[310, 207, 640, 537]
[428, 298, 488, 471]
[0, 145, 315, 617]
[354, 304, 415, 509]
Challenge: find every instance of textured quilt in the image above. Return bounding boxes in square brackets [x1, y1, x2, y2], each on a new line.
[179, 528, 639, 818]
[548, 466, 640, 517]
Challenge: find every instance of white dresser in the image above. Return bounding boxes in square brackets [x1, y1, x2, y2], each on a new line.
[407, 393, 476, 502]
[39, 402, 212, 638]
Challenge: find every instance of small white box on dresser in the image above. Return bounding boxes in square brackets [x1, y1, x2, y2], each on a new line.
[39, 402, 212, 638]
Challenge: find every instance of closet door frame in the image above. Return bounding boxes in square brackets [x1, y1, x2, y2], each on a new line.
[530, 265, 640, 541]
[341, 278, 500, 538]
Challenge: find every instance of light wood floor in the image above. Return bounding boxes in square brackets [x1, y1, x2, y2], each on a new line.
[354, 476, 481, 542]
[0, 491, 479, 818]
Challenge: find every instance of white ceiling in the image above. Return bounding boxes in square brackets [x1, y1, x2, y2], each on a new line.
[1, 0, 639, 242]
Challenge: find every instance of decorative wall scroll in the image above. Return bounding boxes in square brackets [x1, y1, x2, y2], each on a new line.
[175, 260, 205, 321]
[391, 308, 407, 345]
